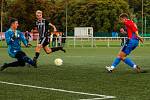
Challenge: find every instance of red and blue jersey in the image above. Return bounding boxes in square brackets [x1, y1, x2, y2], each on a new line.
[124, 19, 138, 39]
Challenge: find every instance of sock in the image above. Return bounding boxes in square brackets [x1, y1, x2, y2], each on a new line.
[123, 58, 136, 68]
[51, 47, 62, 52]
[23, 56, 34, 66]
[35, 52, 40, 59]
[111, 57, 121, 69]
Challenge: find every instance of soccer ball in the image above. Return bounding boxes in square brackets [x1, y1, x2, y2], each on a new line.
[54, 58, 63, 66]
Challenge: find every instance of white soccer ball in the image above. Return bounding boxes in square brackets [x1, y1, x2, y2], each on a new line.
[54, 58, 63, 66]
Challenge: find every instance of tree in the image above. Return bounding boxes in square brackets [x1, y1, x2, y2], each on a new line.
[6, 0, 65, 31]
[67, 0, 129, 32]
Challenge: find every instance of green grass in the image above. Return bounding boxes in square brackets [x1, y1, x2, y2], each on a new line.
[0, 47, 150, 100]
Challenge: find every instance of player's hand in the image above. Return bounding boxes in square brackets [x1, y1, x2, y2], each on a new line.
[138, 36, 144, 43]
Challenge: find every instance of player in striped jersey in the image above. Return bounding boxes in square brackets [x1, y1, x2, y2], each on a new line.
[33, 10, 65, 67]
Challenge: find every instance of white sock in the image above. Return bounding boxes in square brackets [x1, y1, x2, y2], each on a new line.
[133, 65, 137, 69]
[111, 66, 115, 70]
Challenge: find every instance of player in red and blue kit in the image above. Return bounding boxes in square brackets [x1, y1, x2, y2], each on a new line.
[106, 13, 145, 73]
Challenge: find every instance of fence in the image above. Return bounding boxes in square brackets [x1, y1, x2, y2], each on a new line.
[64, 37, 150, 48]
[1, 36, 150, 48]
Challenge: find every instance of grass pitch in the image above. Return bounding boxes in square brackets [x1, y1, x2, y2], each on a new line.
[0, 47, 150, 100]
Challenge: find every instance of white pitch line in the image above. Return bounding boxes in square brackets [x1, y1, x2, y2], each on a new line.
[0, 81, 116, 100]
[80, 98, 110, 100]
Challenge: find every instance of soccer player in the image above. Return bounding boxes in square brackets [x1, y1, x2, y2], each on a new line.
[106, 13, 145, 73]
[0, 18, 36, 71]
[33, 10, 66, 66]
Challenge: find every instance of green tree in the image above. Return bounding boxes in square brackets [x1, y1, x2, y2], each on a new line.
[5, 0, 65, 31]
[67, 0, 129, 32]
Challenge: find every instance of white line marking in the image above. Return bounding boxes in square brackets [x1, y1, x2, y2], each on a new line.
[0, 81, 116, 100]
[80, 98, 110, 100]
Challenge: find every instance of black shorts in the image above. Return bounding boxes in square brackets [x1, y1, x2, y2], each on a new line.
[39, 37, 50, 47]
[15, 51, 26, 59]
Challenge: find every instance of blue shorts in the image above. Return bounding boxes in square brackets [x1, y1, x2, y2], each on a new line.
[121, 39, 139, 55]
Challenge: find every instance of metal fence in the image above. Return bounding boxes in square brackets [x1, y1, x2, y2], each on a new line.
[1, 37, 150, 48]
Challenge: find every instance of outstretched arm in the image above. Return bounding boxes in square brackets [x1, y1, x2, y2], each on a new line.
[135, 31, 144, 43]
[49, 23, 57, 32]
[20, 32, 28, 47]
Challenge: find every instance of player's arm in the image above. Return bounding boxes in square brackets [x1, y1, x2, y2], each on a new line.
[49, 23, 57, 32]
[5, 31, 15, 45]
[131, 22, 144, 43]
[135, 31, 144, 43]
[20, 32, 28, 47]
[31, 21, 38, 32]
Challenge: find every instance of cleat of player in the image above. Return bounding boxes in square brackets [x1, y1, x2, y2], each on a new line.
[135, 66, 147, 73]
[0, 63, 8, 71]
[33, 57, 37, 68]
[105, 66, 113, 73]
[61, 47, 66, 53]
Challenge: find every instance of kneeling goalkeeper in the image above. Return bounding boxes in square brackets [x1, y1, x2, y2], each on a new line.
[0, 18, 36, 71]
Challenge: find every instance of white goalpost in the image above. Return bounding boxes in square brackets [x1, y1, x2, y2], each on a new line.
[74, 27, 94, 48]
[74, 27, 93, 37]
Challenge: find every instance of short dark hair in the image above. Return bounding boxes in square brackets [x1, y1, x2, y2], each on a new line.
[119, 13, 128, 19]
[9, 18, 18, 26]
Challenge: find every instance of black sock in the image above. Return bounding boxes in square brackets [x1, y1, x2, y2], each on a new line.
[51, 47, 62, 52]
[35, 52, 40, 59]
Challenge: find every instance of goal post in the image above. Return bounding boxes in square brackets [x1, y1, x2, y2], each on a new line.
[74, 27, 93, 37]
[74, 27, 94, 47]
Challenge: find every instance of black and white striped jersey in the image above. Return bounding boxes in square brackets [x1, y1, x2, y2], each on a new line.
[35, 19, 50, 38]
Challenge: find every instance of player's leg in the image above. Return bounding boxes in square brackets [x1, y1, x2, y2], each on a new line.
[121, 40, 142, 72]
[106, 39, 133, 72]
[0, 61, 24, 71]
[43, 40, 66, 54]
[17, 51, 36, 67]
[106, 51, 127, 72]
[34, 44, 42, 59]
[0, 51, 26, 71]
[106, 39, 129, 72]
[33, 37, 43, 61]
[43, 46, 51, 54]
[106, 39, 145, 73]
[33, 44, 42, 67]
[44, 46, 66, 54]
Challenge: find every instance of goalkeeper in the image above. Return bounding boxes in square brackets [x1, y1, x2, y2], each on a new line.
[0, 18, 36, 71]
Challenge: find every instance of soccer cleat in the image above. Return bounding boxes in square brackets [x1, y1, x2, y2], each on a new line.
[0, 63, 8, 71]
[60, 47, 66, 53]
[135, 66, 147, 73]
[62, 48, 66, 53]
[33, 57, 37, 68]
[105, 66, 113, 73]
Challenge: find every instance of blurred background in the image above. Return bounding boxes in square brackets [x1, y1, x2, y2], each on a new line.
[0, 0, 150, 47]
